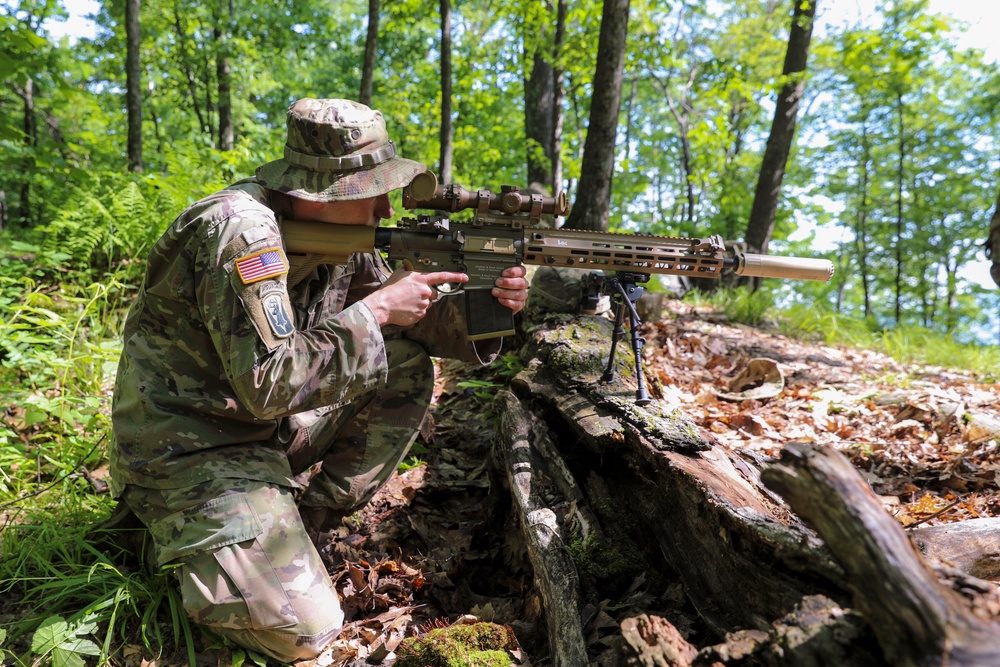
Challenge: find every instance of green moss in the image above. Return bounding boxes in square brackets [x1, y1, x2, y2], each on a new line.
[395, 622, 518, 667]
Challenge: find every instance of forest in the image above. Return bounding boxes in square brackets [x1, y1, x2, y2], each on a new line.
[3, 0, 1000, 665]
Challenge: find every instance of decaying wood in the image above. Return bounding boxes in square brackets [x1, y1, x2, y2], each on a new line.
[497, 315, 883, 665]
[499, 312, 1000, 665]
[619, 614, 698, 667]
[762, 443, 1000, 666]
[494, 389, 589, 667]
[911, 517, 1000, 580]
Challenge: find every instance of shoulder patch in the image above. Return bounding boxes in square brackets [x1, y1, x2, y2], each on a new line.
[263, 293, 295, 338]
[235, 247, 288, 284]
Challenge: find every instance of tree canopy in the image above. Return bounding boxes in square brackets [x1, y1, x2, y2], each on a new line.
[1, 0, 998, 340]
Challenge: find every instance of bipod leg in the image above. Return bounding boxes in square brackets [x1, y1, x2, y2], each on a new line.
[600, 284, 627, 384]
[601, 278, 651, 405]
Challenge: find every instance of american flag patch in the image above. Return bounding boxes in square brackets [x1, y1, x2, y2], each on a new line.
[235, 248, 288, 284]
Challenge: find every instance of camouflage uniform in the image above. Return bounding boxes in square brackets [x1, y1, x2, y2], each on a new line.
[110, 99, 502, 662]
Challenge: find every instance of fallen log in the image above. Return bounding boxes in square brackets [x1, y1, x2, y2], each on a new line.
[762, 443, 1000, 667]
[495, 315, 881, 664]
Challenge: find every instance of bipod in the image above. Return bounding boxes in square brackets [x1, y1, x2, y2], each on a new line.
[599, 272, 652, 406]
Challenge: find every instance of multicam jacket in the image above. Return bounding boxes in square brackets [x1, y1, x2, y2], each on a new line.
[110, 179, 496, 494]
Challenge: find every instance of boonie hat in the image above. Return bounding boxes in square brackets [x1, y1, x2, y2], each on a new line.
[256, 98, 426, 201]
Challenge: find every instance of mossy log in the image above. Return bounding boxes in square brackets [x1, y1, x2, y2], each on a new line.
[495, 314, 1000, 666]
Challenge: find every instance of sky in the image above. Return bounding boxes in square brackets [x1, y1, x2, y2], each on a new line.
[44, 0, 1000, 58]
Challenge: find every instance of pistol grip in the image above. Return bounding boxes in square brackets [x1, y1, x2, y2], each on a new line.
[464, 288, 515, 341]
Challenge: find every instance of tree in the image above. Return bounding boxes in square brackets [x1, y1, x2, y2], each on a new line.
[125, 0, 142, 171]
[438, 0, 453, 183]
[214, 0, 234, 151]
[359, 0, 379, 106]
[563, 0, 630, 231]
[523, 0, 566, 195]
[743, 0, 816, 260]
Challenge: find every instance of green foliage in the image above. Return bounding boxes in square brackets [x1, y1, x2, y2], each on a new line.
[684, 285, 775, 327]
[0, 517, 197, 667]
[1, 0, 999, 662]
[778, 303, 1000, 381]
[30, 615, 101, 667]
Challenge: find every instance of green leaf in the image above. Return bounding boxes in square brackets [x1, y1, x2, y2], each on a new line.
[31, 616, 72, 654]
[52, 646, 86, 667]
[60, 638, 101, 656]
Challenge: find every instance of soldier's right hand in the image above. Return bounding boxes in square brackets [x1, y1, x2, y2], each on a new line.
[362, 269, 468, 327]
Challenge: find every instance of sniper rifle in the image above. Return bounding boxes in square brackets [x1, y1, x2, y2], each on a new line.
[281, 172, 834, 404]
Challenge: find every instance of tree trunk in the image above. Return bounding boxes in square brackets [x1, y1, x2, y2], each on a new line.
[894, 91, 905, 324]
[562, 0, 629, 232]
[524, 2, 556, 194]
[214, 0, 234, 152]
[438, 0, 453, 184]
[493, 310, 1000, 665]
[743, 0, 816, 259]
[359, 0, 379, 107]
[986, 187, 1000, 287]
[551, 0, 566, 195]
[171, 5, 209, 135]
[15, 76, 36, 226]
[125, 0, 143, 172]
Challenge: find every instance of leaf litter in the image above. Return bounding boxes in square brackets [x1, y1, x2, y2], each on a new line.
[299, 299, 1000, 665]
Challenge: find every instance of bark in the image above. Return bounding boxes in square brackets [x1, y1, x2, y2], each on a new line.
[894, 91, 905, 324]
[14, 76, 35, 225]
[524, 12, 555, 193]
[551, 0, 566, 194]
[214, 0, 234, 151]
[495, 311, 1000, 665]
[987, 187, 1000, 288]
[438, 0, 453, 183]
[495, 391, 588, 667]
[125, 0, 142, 171]
[171, 5, 209, 135]
[562, 0, 629, 232]
[743, 0, 816, 258]
[359, 0, 379, 107]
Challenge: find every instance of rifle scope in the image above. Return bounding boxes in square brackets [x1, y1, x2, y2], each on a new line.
[403, 171, 569, 217]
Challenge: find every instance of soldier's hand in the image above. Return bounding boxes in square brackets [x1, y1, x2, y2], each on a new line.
[363, 269, 468, 327]
[493, 265, 529, 313]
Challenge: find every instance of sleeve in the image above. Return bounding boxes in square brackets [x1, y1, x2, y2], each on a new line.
[198, 215, 389, 421]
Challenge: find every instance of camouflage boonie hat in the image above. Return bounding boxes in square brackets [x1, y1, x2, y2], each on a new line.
[256, 98, 426, 202]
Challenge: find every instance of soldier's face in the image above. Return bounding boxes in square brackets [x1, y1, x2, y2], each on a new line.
[290, 193, 393, 227]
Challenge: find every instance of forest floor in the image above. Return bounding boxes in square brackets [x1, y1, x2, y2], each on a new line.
[7, 299, 998, 666]
[294, 298, 1000, 666]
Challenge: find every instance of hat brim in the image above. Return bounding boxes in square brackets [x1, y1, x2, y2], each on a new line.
[255, 155, 426, 202]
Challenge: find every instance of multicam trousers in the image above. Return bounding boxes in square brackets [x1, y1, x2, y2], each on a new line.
[121, 339, 434, 662]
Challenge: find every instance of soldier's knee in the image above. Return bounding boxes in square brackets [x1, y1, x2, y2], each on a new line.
[218, 614, 343, 663]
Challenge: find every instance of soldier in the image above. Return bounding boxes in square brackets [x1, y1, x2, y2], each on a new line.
[108, 98, 529, 661]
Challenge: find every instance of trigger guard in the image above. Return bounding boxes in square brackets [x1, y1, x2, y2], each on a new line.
[435, 282, 462, 295]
